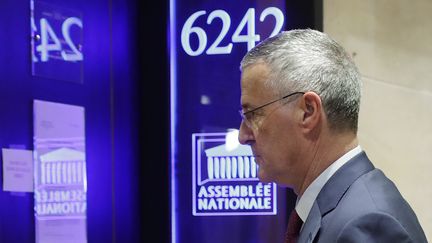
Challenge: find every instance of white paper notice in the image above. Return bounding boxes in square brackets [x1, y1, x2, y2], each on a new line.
[34, 100, 87, 243]
[2, 148, 34, 192]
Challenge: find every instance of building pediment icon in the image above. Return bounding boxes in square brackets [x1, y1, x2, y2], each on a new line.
[40, 147, 85, 162]
[204, 144, 252, 157]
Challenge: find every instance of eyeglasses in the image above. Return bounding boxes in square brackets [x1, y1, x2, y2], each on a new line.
[239, 91, 305, 128]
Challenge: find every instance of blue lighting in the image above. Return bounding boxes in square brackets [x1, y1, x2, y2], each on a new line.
[169, 0, 178, 242]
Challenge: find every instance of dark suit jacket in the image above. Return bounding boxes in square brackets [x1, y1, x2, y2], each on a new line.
[298, 152, 428, 243]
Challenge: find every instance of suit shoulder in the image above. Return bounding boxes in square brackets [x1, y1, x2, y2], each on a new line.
[321, 169, 427, 242]
[336, 212, 418, 242]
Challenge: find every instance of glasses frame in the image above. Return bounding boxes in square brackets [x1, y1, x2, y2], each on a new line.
[239, 91, 305, 127]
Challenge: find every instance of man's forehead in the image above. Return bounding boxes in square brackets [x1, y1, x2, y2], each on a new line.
[240, 63, 274, 107]
[241, 62, 270, 88]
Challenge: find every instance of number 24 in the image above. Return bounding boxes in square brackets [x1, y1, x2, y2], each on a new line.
[35, 17, 83, 62]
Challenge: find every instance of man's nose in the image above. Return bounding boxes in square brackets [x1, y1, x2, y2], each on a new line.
[238, 121, 254, 145]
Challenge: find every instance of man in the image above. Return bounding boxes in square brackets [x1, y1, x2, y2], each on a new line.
[238, 29, 427, 243]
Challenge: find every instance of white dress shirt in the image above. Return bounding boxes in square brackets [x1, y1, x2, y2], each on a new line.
[295, 145, 363, 222]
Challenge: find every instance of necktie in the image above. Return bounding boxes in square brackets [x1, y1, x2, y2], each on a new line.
[285, 210, 303, 243]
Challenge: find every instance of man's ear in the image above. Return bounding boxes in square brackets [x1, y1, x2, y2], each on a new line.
[299, 92, 322, 132]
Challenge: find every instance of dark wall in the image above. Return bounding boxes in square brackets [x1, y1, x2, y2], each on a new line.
[135, 1, 170, 242]
[285, 0, 323, 31]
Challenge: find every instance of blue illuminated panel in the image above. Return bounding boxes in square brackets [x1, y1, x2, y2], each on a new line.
[170, 0, 288, 242]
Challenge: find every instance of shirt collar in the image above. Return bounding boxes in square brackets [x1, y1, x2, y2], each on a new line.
[295, 145, 362, 222]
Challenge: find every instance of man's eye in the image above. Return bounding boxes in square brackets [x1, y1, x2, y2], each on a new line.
[245, 112, 255, 120]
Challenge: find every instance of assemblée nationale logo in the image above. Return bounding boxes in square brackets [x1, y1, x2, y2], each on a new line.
[192, 132, 277, 216]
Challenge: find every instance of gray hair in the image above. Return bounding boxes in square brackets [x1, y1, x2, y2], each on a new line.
[240, 29, 362, 133]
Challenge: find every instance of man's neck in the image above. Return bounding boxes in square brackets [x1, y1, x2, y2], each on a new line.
[296, 132, 358, 197]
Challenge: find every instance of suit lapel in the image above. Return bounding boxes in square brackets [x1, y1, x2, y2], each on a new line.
[316, 152, 375, 216]
[298, 152, 375, 242]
